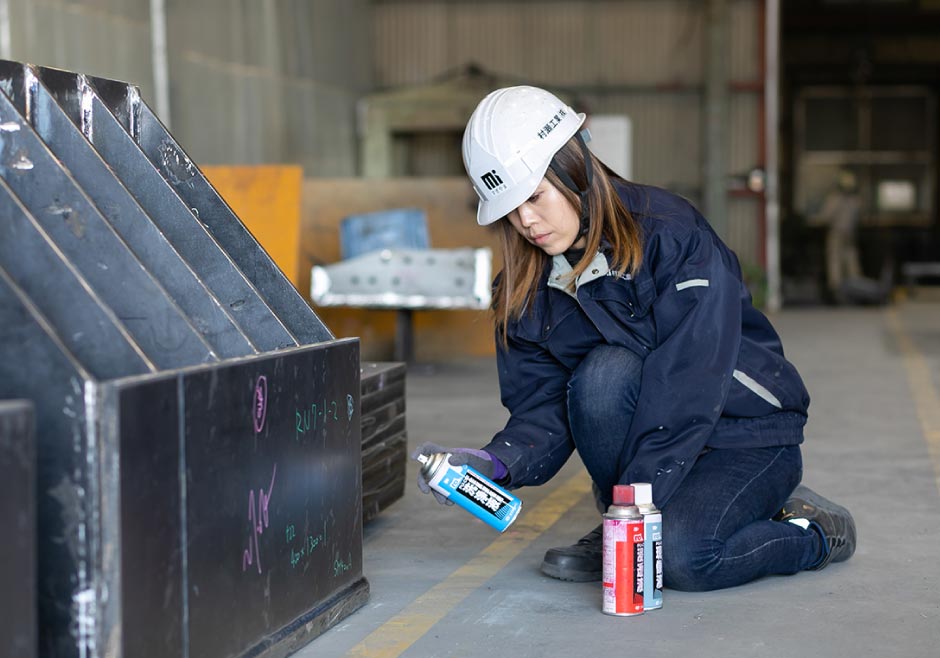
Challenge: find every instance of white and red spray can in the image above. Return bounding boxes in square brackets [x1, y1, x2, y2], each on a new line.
[602, 484, 644, 616]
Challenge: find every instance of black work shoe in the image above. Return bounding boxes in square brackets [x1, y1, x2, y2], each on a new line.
[540, 524, 603, 582]
[774, 485, 857, 570]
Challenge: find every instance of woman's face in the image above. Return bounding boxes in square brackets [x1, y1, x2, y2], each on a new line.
[506, 178, 585, 255]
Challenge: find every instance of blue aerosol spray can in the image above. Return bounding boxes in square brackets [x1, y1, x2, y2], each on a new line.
[631, 482, 663, 610]
[417, 452, 522, 532]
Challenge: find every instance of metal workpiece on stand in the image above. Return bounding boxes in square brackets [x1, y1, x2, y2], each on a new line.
[311, 246, 492, 361]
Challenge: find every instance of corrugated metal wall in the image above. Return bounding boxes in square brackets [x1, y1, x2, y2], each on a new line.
[168, 0, 372, 175]
[4, 0, 156, 99]
[372, 0, 767, 265]
[2, 0, 372, 176]
[374, 1, 707, 87]
[0, 0, 767, 264]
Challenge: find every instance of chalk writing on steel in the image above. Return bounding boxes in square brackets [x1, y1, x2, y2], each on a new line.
[295, 393, 351, 441]
[333, 553, 352, 577]
[242, 463, 277, 574]
[347, 394, 354, 421]
[288, 519, 328, 569]
[253, 375, 267, 434]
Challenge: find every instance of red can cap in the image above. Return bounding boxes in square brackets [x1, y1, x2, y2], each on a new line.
[612, 484, 634, 505]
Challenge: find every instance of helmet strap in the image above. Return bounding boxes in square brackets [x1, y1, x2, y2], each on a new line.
[548, 130, 594, 236]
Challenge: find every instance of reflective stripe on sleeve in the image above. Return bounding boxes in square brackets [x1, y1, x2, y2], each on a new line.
[732, 369, 782, 409]
[675, 278, 710, 291]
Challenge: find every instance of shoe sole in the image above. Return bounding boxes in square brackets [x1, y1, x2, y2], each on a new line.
[540, 561, 602, 582]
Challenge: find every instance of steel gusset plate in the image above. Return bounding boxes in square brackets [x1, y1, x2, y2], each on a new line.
[30, 65, 301, 353]
[0, 63, 258, 359]
[84, 68, 333, 345]
[0, 90, 219, 370]
[0, 177, 153, 379]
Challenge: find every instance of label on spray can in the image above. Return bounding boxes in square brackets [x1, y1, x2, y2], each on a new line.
[420, 453, 522, 532]
[602, 517, 644, 616]
[643, 513, 663, 610]
[631, 482, 663, 611]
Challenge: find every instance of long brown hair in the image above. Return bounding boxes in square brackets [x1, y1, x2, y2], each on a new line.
[492, 138, 644, 344]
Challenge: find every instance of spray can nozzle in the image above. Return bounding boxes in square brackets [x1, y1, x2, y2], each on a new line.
[612, 484, 635, 506]
[416, 453, 430, 465]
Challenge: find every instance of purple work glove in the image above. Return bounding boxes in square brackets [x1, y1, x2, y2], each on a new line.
[411, 441, 508, 506]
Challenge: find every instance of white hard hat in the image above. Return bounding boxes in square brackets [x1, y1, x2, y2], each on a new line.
[462, 86, 585, 225]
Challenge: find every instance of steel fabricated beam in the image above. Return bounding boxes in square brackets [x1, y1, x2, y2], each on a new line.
[0, 59, 368, 658]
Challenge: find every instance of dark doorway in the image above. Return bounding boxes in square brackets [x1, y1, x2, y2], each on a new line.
[780, 0, 940, 303]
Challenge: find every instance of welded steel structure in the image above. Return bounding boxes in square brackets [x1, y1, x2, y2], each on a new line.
[0, 61, 367, 658]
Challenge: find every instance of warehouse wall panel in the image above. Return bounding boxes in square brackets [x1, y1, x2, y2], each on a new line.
[373, 2, 449, 86]
[6, 0, 155, 100]
[2, 0, 372, 174]
[373, 1, 706, 88]
[592, 0, 704, 86]
[585, 92, 703, 197]
[166, 0, 372, 173]
[730, 91, 759, 175]
[728, 196, 762, 272]
[731, 0, 760, 83]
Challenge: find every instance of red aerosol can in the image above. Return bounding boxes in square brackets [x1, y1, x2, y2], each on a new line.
[602, 484, 645, 616]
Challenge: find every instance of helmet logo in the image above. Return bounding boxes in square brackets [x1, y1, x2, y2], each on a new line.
[480, 170, 506, 193]
[537, 108, 568, 140]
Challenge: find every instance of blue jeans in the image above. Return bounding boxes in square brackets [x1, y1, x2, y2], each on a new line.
[567, 345, 823, 591]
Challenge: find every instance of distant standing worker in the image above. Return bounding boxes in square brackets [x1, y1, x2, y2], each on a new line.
[818, 169, 863, 303]
[415, 86, 856, 591]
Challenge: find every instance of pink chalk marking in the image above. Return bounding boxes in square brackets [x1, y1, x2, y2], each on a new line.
[242, 463, 277, 573]
[252, 375, 267, 434]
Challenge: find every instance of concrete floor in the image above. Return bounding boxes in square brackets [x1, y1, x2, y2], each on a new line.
[305, 299, 940, 658]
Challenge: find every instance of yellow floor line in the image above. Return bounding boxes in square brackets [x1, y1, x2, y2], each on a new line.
[886, 307, 940, 495]
[347, 469, 592, 658]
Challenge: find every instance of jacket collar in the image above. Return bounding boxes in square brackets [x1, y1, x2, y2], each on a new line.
[547, 251, 612, 298]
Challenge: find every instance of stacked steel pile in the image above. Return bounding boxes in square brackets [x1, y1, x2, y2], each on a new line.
[360, 362, 408, 522]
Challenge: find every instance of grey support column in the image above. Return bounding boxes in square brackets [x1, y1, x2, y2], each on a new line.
[704, 0, 730, 237]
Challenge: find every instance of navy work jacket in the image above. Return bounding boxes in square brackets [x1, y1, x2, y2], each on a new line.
[482, 182, 810, 507]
